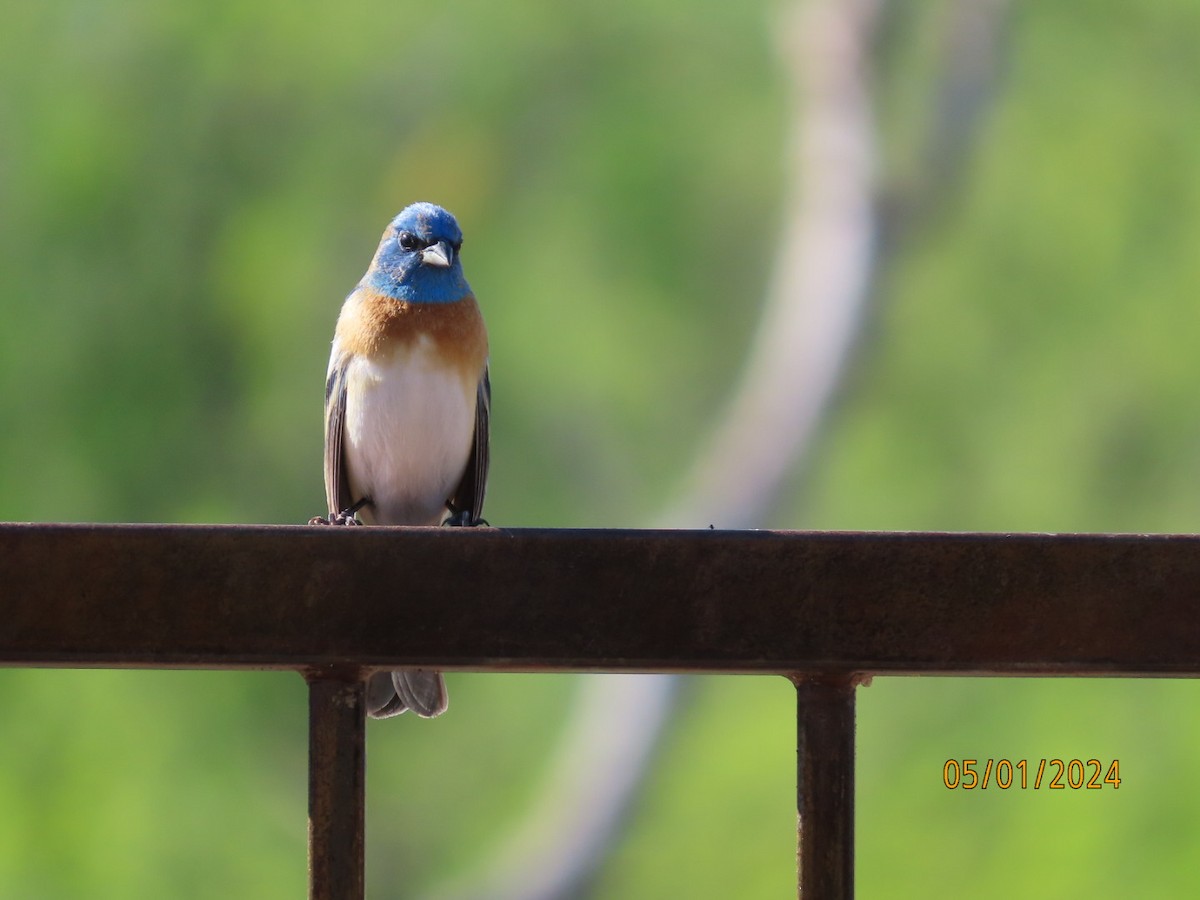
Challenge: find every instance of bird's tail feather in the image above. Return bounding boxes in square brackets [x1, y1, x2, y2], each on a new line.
[366, 669, 448, 719]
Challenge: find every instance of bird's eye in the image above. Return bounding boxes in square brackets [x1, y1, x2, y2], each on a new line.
[398, 232, 422, 251]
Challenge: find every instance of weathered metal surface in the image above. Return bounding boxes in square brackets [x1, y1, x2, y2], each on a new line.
[794, 676, 856, 900]
[3, 523, 1200, 674]
[307, 670, 365, 900]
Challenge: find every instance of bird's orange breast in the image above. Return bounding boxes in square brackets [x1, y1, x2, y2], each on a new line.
[335, 286, 489, 377]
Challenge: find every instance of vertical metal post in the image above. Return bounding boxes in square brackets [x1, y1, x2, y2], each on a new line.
[307, 670, 367, 900]
[793, 675, 856, 899]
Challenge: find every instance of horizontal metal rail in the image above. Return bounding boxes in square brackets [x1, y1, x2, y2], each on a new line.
[4, 523, 1200, 899]
[4, 524, 1200, 674]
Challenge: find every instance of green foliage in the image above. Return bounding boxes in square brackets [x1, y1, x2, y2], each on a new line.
[3, 0, 1200, 897]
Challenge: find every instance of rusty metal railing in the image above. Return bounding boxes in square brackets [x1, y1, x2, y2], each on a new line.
[5, 523, 1200, 898]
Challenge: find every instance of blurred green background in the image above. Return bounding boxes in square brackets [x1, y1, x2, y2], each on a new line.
[3, 0, 1200, 897]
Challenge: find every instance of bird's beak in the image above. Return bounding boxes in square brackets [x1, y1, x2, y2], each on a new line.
[422, 241, 453, 268]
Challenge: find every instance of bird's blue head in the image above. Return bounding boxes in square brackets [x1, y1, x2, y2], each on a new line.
[364, 202, 471, 304]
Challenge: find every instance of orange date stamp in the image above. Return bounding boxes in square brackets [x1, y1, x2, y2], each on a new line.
[943, 758, 1121, 790]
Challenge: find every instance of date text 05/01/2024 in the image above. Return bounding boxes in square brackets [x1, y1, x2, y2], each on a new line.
[943, 759, 1121, 790]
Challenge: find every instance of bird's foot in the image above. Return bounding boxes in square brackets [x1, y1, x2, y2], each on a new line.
[442, 509, 488, 527]
[309, 500, 368, 526]
[309, 512, 362, 526]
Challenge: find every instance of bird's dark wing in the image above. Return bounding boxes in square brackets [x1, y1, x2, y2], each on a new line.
[449, 364, 490, 522]
[323, 358, 354, 517]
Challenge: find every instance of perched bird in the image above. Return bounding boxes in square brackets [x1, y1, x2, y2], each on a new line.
[312, 202, 490, 718]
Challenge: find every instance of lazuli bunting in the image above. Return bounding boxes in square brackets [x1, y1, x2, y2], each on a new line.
[311, 202, 490, 718]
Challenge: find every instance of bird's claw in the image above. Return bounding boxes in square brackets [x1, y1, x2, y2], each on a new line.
[442, 510, 488, 527]
[308, 511, 362, 526]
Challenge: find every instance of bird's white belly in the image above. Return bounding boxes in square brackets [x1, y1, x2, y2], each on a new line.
[341, 339, 476, 525]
